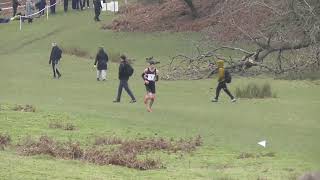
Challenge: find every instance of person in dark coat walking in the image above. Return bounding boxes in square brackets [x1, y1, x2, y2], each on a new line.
[94, 47, 108, 81]
[12, 0, 20, 17]
[64, 0, 68, 12]
[93, 0, 101, 21]
[50, 0, 56, 14]
[113, 55, 136, 103]
[49, 42, 62, 79]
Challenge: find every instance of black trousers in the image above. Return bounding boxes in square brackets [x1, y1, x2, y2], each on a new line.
[82, 0, 89, 7]
[50, 5, 56, 14]
[94, 9, 100, 21]
[64, 0, 68, 12]
[13, 6, 18, 16]
[116, 80, 136, 101]
[52, 63, 61, 78]
[215, 82, 234, 100]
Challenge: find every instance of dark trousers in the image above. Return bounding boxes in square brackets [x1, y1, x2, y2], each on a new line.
[13, 6, 18, 16]
[116, 80, 136, 101]
[50, 5, 56, 14]
[72, 0, 76, 9]
[52, 63, 61, 78]
[94, 9, 100, 21]
[215, 82, 234, 100]
[82, 0, 89, 7]
[76, 0, 83, 10]
[64, 0, 68, 12]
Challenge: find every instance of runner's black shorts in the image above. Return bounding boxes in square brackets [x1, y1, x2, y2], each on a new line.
[145, 82, 156, 94]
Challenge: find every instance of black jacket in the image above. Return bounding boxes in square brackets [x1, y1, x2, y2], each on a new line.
[49, 46, 62, 64]
[118, 62, 130, 80]
[93, 0, 102, 10]
[12, 0, 20, 7]
[94, 50, 108, 70]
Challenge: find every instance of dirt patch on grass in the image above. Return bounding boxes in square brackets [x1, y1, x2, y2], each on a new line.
[49, 121, 77, 131]
[12, 104, 36, 112]
[237, 152, 276, 159]
[17, 135, 202, 170]
[299, 172, 320, 180]
[0, 134, 11, 150]
[61, 47, 93, 60]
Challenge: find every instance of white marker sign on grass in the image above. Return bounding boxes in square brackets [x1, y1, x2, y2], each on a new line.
[258, 140, 266, 148]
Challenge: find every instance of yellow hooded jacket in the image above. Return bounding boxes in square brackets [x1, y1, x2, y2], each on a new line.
[217, 60, 225, 82]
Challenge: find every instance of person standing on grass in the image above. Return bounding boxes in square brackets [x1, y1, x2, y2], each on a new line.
[142, 60, 159, 112]
[93, 0, 101, 21]
[94, 47, 108, 81]
[49, 42, 62, 79]
[211, 60, 236, 103]
[113, 55, 136, 103]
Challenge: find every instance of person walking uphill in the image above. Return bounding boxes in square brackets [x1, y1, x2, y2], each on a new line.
[94, 47, 108, 81]
[93, 0, 102, 21]
[113, 55, 136, 103]
[49, 42, 62, 79]
[212, 60, 236, 102]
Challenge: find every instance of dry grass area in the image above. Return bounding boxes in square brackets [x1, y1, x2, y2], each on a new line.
[16, 135, 202, 170]
[12, 104, 36, 112]
[49, 121, 77, 131]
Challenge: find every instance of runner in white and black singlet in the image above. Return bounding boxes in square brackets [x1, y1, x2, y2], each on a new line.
[142, 60, 159, 112]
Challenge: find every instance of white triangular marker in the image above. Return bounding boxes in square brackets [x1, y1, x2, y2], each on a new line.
[258, 140, 266, 148]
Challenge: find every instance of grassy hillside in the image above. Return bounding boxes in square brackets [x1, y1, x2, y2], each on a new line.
[0, 7, 320, 180]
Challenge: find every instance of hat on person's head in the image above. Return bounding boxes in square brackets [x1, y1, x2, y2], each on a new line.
[120, 54, 127, 61]
[148, 60, 156, 65]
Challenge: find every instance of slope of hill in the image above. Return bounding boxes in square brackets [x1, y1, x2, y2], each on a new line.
[105, 0, 272, 41]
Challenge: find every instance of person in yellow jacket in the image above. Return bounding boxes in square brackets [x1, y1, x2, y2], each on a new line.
[212, 60, 236, 102]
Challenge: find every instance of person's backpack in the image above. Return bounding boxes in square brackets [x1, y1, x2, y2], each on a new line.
[126, 64, 134, 77]
[224, 70, 232, 83]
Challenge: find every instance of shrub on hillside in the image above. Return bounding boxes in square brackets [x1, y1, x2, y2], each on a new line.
[235, 82, 276, 99]
[0, 134, 11, 150]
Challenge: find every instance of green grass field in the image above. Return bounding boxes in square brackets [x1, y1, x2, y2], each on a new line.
[0, 7, 320, 180]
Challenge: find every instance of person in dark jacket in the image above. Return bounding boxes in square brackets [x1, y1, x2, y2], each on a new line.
[93, 0, 101, 21]
[113, 55, 136, 103]
[64, 0, 68, 12]
[49, 42, 62, 79]
[50, 0, 56, 14]
[94, 47, 108, 81]
[12, 0, 20, 17]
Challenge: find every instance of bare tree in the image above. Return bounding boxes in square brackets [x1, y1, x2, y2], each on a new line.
[162, 0, 320, 80]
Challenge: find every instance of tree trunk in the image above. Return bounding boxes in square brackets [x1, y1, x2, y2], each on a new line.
[183, 0, 198, 18]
